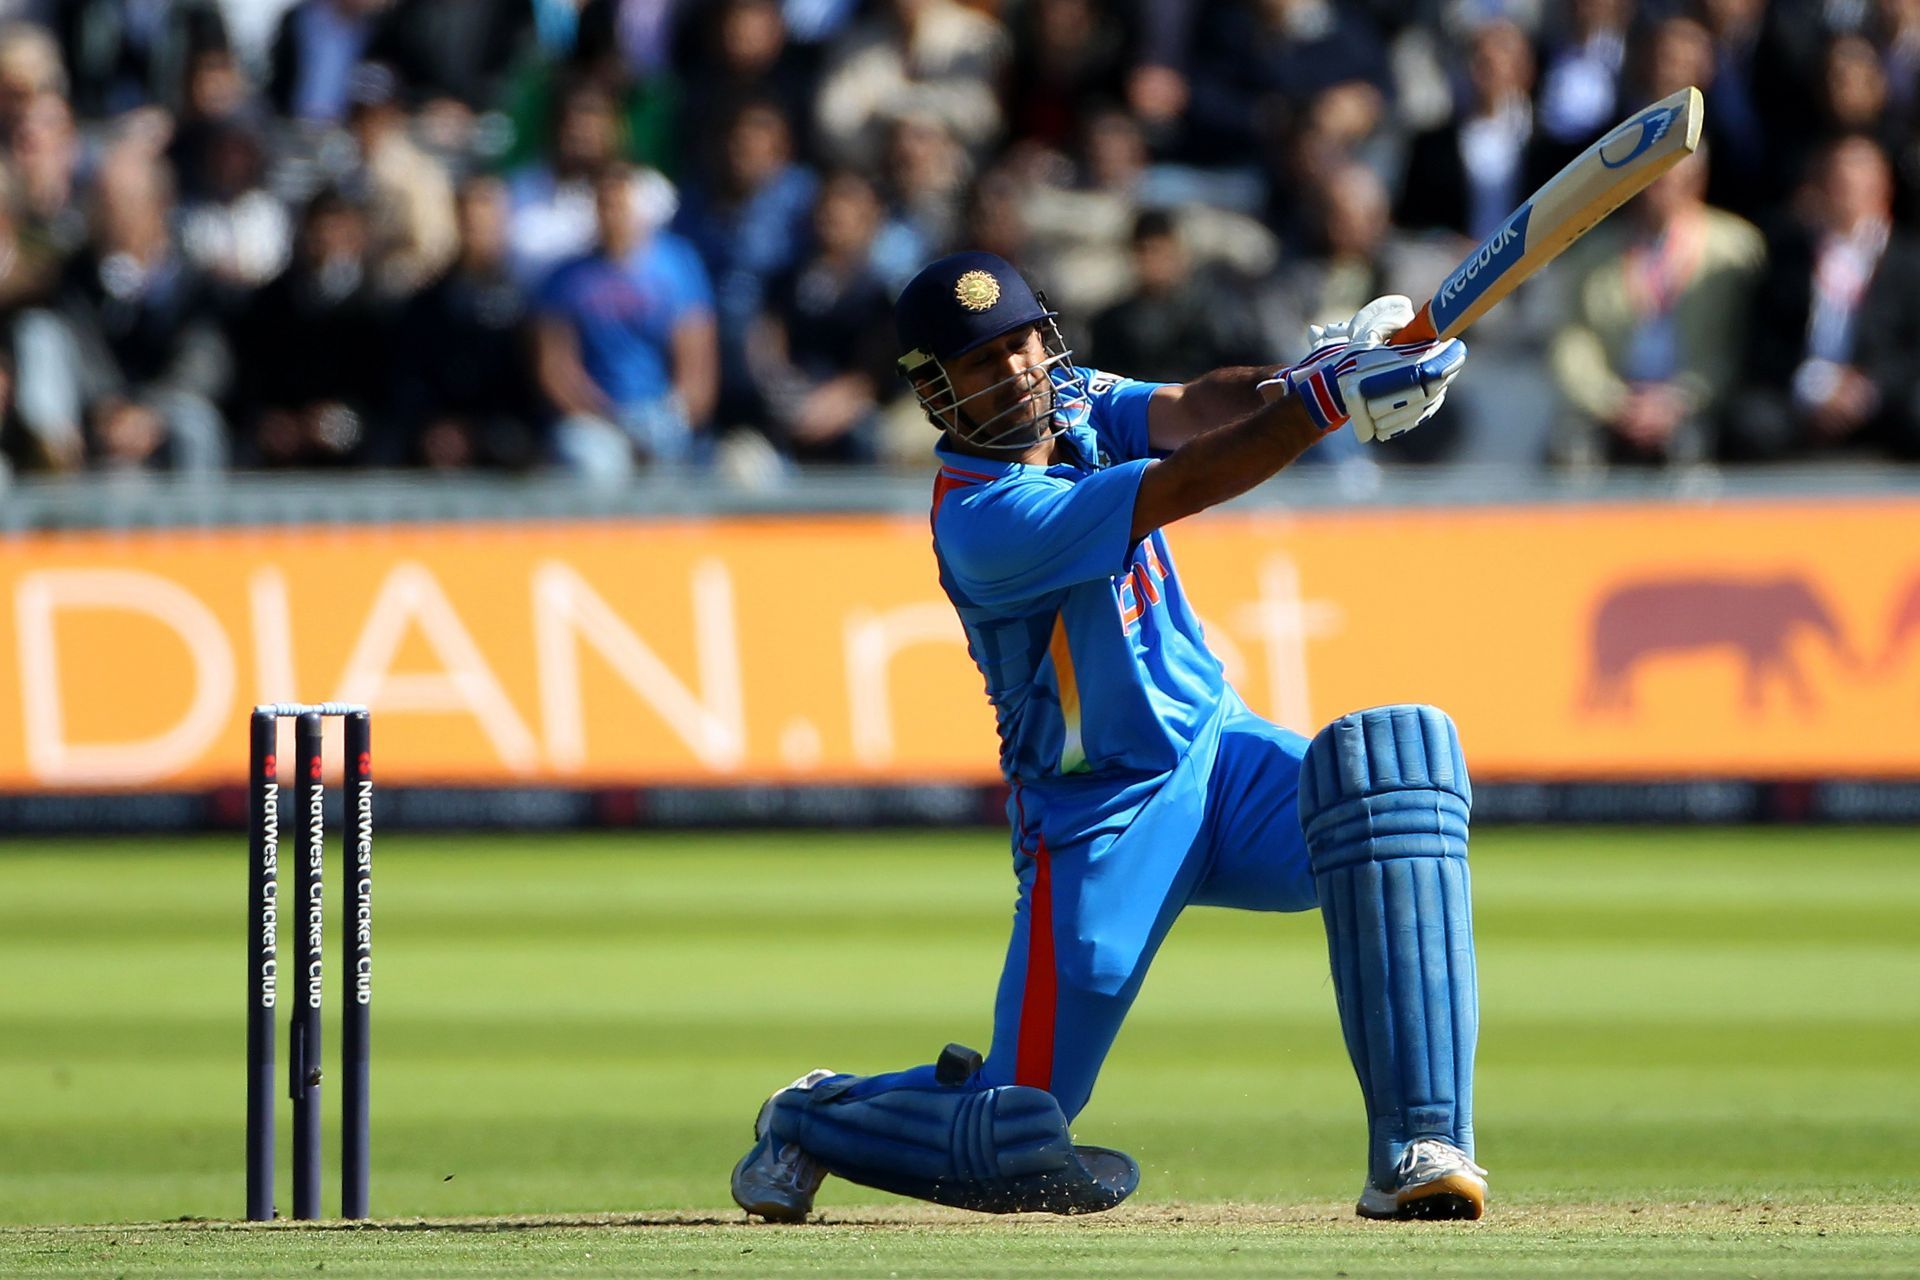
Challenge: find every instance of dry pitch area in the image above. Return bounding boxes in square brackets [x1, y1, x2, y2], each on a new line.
[2, 829, 1916, 1276]
[5, 1204, 1918, 1278]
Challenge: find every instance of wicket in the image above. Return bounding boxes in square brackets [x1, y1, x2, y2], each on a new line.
[246, 703, 373, 1221]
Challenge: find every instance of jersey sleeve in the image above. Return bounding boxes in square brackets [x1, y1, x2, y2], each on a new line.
[937, 461, 1152, 607]
[1079, 366, 1172, 462]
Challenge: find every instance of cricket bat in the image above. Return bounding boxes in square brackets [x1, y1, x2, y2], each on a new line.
[1393, 86, 1705, 345]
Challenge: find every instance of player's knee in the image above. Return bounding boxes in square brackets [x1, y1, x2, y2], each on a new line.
[1297, 704, 1470, 872]
[766, 1051, 1137, 1214]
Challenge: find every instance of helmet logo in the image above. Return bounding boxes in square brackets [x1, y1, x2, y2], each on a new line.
[954, 270, 1001, 312]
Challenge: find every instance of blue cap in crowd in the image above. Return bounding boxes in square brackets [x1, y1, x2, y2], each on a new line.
[894, 251, 1056, 373]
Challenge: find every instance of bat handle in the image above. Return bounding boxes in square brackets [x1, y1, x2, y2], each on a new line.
[1393, 304, 1439, 346]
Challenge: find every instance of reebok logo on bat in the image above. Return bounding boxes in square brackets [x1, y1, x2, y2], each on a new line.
[1438, 216, 1524, 307]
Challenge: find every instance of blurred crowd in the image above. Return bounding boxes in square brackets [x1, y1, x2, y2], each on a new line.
[0, 0, 1918, 483]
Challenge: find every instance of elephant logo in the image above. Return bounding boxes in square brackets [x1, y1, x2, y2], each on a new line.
[1582, 576, 1859, 712]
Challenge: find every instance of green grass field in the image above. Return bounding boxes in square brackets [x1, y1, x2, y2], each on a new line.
[1, 828, 1916, 1277]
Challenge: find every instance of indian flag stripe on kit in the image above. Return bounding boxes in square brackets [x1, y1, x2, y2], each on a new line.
[1049, 614, 1087, 774]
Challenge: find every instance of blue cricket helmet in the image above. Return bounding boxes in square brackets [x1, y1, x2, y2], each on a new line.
[895, 251, 1057, 366]
[894, 251, 1084, 452]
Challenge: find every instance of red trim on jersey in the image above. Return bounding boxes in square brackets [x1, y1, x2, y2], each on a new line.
[931, 470, 981, 520]
[1015, 836, 1058, 1089]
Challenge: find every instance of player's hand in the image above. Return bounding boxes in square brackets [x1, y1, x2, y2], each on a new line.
[1270, 296, 1468, 443]
[1339, 339, 1468, 443]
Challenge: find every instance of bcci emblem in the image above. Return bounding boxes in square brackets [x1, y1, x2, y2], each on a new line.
[954, 270, 1001, 312]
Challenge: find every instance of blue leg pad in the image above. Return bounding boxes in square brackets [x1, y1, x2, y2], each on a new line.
[768, 1072, 1139, 1214]
[1299, 704, 1478, 1189]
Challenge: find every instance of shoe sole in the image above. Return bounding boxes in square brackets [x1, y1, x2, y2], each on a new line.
[732, 1192, 810, 1224]
[1356, 1173, 1487, 1221]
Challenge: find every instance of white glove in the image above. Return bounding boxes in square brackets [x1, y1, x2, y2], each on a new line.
[1265, 295, 1468, 443]
[1306, 294, 1414, 354]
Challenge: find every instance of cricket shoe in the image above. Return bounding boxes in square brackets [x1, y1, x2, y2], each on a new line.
[730, 1068, 836, 1222]
[1356, 1139, 1488, 1221]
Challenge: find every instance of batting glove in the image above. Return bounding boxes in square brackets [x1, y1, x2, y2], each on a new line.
[1265, 295, 1469, 443]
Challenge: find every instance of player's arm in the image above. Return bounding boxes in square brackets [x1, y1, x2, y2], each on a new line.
[1129, 295, 1466, 542]
[1143, 365, 1284, 452]
[1129, 384, 1322, 541]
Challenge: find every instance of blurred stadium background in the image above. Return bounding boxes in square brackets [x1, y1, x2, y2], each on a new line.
[0, 0, 1918, 1252]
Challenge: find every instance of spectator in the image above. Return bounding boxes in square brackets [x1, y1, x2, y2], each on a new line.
[392, 174, 542, 468]
[962, 162, 1032, 270]
[0, 19, 63, 137]
[7, 89, 85, 257]
[1397, 19, 1558, 242]
[814, 0, 1009, 168]
[1723, 136, 1920, 460]
[505, 75, 676, 284]
[362, 0, 529, 117]
[1002, 0, 1130, 156]
[497, 0, 679, 178]
[1125, 0, 1195, 151]
[751, 169, 895, 462]
[268, 0, 388, 124]
[1689, 0, 1772, 220]
[177, 120, 292, 290]
[673, 98, 816, 429]
[1549, 148, 1766, 468]
[682, 0, 819, 161]
[1536, 0, 1632, 154]
[1815, 33, 1904, 157]
[0, 0, 1902, 481]
[230, 186, 391, 466]
[1180, 0, 1391, 172]
[13, 147, 230, 471]
[874, 111, 969, 286]
[1086, 209, 1264, 383]
[343, 62, 456, 295]
[0, 162, 56, 314]
[1762, 31, 1903, 199]
[1023, 107, 1278, 320]
[533, 164, 718, 478]
[55, 0, 228, 118]
[166, 39, 267, 205]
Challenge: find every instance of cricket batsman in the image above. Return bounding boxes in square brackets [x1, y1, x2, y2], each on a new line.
[731, 251, 1485, 1221]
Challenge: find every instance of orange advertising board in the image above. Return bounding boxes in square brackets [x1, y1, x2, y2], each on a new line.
[0, 498, 1915, 791]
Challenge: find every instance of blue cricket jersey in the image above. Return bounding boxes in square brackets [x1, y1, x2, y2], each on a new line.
[931, 367, 1229, 786]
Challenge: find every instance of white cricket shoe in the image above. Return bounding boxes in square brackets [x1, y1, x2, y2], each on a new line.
[1356, 1138, 1488, 1221]
[729, 1068, 836, 1222]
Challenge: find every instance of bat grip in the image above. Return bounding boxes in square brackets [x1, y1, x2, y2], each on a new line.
[1393, 305, 1439, 345]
